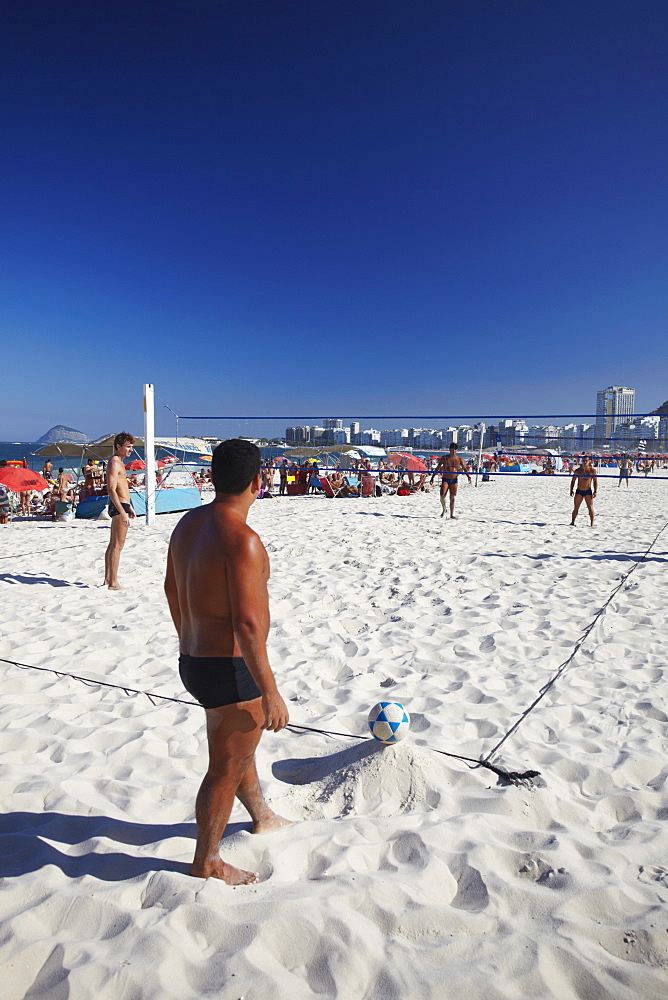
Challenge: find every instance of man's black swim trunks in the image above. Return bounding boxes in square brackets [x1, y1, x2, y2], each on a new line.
[178, 654, 262, 709]
[576, 488, 593, 497]
[108, 501, 133, 517]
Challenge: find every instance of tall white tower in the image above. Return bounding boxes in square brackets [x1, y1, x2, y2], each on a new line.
[595, 386, 635, 445]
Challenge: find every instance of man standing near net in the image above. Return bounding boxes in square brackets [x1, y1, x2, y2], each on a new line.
[104, 432, 136, 589]
[165, 439, 290, 884]
[570, 455, 597, 526]
[618, 453, 632, 487]
[431, 442, 471, 518]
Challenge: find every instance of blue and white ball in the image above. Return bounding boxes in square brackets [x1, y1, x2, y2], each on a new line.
[367, 701, 410, 744]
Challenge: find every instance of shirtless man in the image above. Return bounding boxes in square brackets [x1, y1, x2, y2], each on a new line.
[431, 442, 471, 518]
[103, 432, 135, 589]
[570, 455, 597, 526]
[617, 454, 631, 487]
[164, 439, 290, 884]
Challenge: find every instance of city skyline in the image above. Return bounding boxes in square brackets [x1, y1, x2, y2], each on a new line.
[277, 382, 666, 451]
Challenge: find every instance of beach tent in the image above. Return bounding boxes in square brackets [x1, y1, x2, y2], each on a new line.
[34, 434, 145, 461]
[35, 442, 96, 458]
[87, 433, 146, 458]
[346, 445, 386, 458]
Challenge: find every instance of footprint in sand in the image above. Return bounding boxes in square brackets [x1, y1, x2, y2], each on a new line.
[638, 865, 668, 887]
[518, 857, 569, 888]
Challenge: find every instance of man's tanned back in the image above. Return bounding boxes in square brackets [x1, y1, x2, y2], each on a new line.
[168, 504, 270, 658]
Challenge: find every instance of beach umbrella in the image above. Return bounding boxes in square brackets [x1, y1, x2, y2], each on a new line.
[388, 452, 428, 472]
[35, 442, 92, 458]
[197, 454, 212, 462]
[126, 459, 145, 470]
[0, 467, 50, 493]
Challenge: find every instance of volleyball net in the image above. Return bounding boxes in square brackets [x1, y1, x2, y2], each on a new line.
[160, 403, 668, 460]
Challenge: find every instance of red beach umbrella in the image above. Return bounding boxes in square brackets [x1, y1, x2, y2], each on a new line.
[126, 459, 145, 471]
[388, 452, 428, 472]
[0, 467, 50, 493]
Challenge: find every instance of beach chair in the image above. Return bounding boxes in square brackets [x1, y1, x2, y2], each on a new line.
[320, 477, 346, 498]
[361, 475, 376, 497]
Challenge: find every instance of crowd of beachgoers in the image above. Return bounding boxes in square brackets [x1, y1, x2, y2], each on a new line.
[0, 450, 665, 524]
[256, 454, 665, 500]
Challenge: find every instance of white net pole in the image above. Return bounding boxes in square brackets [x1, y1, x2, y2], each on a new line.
[143, 383, 156, 526]
[475, 422, 485, 487]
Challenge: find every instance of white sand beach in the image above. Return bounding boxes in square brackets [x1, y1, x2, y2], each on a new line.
[1, 475, 667, 999]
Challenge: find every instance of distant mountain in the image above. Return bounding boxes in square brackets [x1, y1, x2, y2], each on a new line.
[650, 399, 668, 415]
[36, 425, 92, 445]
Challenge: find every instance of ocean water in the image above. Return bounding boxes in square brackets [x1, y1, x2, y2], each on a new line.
[0, 443, 212, 476]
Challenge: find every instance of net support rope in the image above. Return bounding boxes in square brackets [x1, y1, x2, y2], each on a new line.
[1, 519, 665, 788]
[484, 518, 668, 763]
[0, 655, 536, 786]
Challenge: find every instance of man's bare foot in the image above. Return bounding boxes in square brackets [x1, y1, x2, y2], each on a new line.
[252, 812, 293, 835]
[190, 858, 260, 884]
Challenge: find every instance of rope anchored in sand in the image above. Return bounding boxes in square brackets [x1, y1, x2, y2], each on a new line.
[0, 655, 539, 786]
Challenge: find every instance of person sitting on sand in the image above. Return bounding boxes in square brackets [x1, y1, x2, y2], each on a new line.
[164, 439, 290, 884]
[340, 473, 359, 496]
[327, 471, 345, 494]
[570, 456, 597, 526]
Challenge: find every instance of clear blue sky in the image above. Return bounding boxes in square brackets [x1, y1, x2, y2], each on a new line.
[2, 0, 666, 440]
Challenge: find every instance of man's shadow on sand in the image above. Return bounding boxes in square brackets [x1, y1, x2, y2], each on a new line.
[0, 811, 249, 880]
[0, 573, 88, 588]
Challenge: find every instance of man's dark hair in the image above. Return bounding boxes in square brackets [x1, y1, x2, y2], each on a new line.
[449, 441, 458, 450]
[0, 460, 6, 467]
[114, 432, 135, 450]
[212, 439, 261, 494]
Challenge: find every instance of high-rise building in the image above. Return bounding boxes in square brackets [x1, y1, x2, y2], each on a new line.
[324, 418, 343, 430]
[380, 429, 408, 448]
[596, 386, 635, 445]
[285, 426, 311, 444]
[350, 422, 360, 445]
